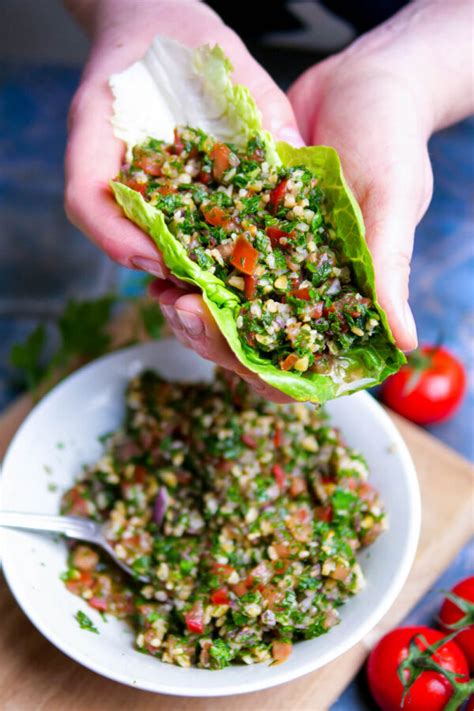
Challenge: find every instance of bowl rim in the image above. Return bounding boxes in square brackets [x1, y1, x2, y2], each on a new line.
[0, 341, 421, 697]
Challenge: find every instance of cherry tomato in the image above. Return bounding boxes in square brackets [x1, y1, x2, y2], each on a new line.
[367, 626, 469, 711]
[380, 346, 466, 424]
[230, 235, 259, 275]
[439, 577, 474, 671]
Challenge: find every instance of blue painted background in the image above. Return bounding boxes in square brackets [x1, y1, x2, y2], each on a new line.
[0, 64, 472, 708]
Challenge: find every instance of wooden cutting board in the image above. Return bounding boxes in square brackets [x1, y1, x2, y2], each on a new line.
[0, 316, 472, 711]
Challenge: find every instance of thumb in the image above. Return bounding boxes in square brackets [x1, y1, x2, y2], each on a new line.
[361, 180, 425, 352]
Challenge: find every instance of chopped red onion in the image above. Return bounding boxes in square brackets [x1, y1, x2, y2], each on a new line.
[153, 487, 169, 527]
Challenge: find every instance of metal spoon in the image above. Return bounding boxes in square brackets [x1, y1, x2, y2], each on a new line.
[0, 511, 149, 582]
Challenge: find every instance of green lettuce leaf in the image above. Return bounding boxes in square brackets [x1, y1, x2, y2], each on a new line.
[110, 38, 405, 403]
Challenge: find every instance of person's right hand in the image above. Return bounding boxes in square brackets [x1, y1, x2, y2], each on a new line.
[65, 0, 303, 402]
[288, 0, 473, 352]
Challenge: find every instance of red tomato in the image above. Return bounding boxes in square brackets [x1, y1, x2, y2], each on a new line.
[314, 505, 332, 523]
[466, 696, 474, 711]
[265, 225, 291, 247]
[198, 170, 212, 184]
[269, 179, 288, 211]
[439, 577, 474, 671]
[241, 433, 257, 449]
[210, 142, 231, 180]
[367, 626, 469, 711]
[210, 588, 230, 605]
[202, 204, 228, 227]
[291, 286, 311, 301]
[272, 464, 286, 489]
[230, 235, 259, 275]
[89, 597, 108, 612]
[123, 178, 147, 196]
[273, 426, 283, 448]
[380, 346, 466, 425]
[185, 603, 204, 635]
[244, 274, 257, 299]
[136, 155, 162, 176]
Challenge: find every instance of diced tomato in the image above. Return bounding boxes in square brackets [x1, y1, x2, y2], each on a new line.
[66, 570, 93, 594]
[230, 235, 259, 275]
[71, 545, 99, 572]
[157, 184, 177, 196]
[242, 433, 257, 449]
[272, 641, 292, 663]
[124, 178, 147, 196]
[272, 464, 286, 489]
[231, 581, 249, 597]
[291, 286, 311, 301]
[274, 542, 290, 559]
[261, 585, 283, 608]
[135, 155, 163, 176]
[315, 505, 333, 522]
[133, 465, 147, 484]
[269, 179, 288, 211]
[290, 478, 307, 497]
[265, 226, 291, 248]
[202, 204, 228, 227]
[212, 563, 235, 581]
[273, 427, 283, 448]
[210, 142, 232, 181]
[280, 353, 299, 371]
[199, 170, 212, 184]
[173, 127, 184, 154]
[89, 597, 108, 612]
[244, 274, 257, 299]
[210, 588, 230, 605]
[185, 603, 204, 635]
[310, 302, 324, 319]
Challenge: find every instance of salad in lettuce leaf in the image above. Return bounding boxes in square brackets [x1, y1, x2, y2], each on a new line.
[110, 37, 405, 403]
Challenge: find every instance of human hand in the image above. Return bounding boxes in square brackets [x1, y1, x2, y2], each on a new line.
[288, 0, 473, 352]
[65, 0, 302, 401]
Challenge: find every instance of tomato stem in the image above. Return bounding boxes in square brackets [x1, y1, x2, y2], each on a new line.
[399, 631, 472, 708]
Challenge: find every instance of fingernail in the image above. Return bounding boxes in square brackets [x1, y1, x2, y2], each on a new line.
[130, 256, 165, 278]
[160, 303, 181, 330]
[277, 127, 305, 148]
[176, 309, 204, 338]
[403, 302, 418, 347]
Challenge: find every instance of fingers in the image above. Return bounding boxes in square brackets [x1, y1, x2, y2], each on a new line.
[150, 282, 294, 403]
[359, 153, 433, 351]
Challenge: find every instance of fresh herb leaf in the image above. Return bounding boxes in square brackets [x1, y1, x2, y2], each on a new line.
[75, 610, 99, 634]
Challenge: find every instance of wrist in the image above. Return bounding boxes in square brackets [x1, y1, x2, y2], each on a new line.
[339, 0, 474, 135]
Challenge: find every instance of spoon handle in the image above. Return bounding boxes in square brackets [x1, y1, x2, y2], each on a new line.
[0, 511, 100, 543]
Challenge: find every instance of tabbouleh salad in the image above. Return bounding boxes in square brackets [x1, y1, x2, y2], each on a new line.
[117, 127, 381, 375]
[61, 369, 386, 669]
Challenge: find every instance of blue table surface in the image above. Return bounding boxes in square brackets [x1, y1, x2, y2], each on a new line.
[0, 64, 472, 708]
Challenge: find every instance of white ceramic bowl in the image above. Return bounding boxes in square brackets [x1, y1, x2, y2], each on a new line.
[0, 340, 420, 697]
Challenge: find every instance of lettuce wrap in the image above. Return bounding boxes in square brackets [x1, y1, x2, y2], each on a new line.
[110, 37, 405, 403]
